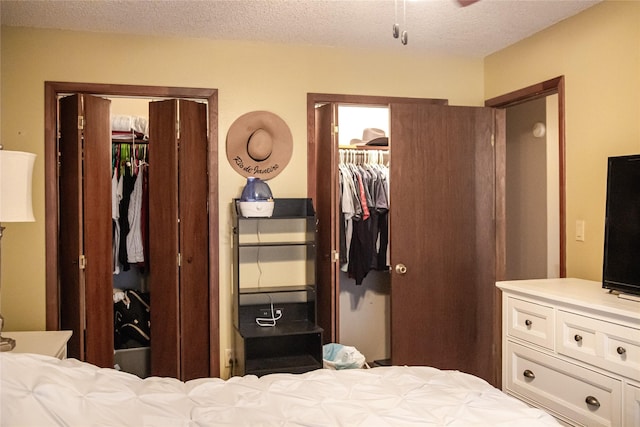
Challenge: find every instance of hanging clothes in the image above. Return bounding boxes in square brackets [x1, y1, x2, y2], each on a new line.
[127, 163, 145, 263]
[338, 149, 390, 285]
[112, 142, 149, 274]
[112, 165, 122, 275]
[338, 163, 361, 270]
[118, 163, 135, 271]
[370, 163, 390, 270]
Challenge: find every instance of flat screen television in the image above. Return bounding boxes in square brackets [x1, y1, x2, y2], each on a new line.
[602, 154, 640, 297]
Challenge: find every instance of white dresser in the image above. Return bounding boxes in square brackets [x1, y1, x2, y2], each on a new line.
[497, 278, 640, 427]
[4, 330, 73, 359]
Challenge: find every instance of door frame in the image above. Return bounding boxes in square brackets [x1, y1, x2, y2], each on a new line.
[485, 76, 566, 278]
[307, 94, 505, 386]
[306, 93, 448, 345]
[44, 81, 220, 377]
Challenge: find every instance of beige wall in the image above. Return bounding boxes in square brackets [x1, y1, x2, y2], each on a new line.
[485, 0, 640, 281]
[505, 98, 548, 280]
[0, 25, 483, 374]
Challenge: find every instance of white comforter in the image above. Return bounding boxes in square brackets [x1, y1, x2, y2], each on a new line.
[1, 353, 558, 426]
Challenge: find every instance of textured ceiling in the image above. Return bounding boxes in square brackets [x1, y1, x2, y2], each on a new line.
[1, 0, 601, 57]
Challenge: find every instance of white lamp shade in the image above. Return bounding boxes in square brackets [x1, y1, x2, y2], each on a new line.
[0, 150, 36, 222]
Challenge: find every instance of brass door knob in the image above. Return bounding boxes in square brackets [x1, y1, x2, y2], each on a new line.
[395, 264, 407, 275]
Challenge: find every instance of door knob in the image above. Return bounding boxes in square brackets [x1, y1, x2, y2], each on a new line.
[395, 264, 407, 275]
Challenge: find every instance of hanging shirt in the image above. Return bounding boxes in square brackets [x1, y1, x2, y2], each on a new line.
[112, 167, 122, 274]
[118, 165, 135, 271]
[339, 164, 359, 272]
[355, 172, 370, 221]
[127, 165, 145, 264]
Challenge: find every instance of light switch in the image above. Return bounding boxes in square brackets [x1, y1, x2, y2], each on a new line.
[575, 220, 585, 242]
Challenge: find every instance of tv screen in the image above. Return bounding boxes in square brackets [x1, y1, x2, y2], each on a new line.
[602, 154, 640, 296]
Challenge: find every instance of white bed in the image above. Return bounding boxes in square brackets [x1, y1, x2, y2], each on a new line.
[1, 352, 559, 426]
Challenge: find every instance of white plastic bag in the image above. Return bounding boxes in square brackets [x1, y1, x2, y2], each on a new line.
[322, 343, 366, 370]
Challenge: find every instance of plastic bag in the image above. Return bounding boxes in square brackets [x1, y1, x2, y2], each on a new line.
[322, 343, 366, 370]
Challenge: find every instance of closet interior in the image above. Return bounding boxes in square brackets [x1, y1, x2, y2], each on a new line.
[110, 98, 152, 377]
[335, 105, 391, 365]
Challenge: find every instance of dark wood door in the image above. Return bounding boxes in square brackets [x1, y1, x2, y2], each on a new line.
[149, 99, 180, 377]
[177, 99, 210, 380]
[58, 94, 113, 367]
[149, 99, 209, 380]
[314, 103, 339, 343]
[389, 103, 501, 384]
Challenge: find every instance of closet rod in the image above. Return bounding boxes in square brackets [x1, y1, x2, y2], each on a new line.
[338, 145, 388, 151]
[339, 148, 389, 165]
[112, 140, 149, 144]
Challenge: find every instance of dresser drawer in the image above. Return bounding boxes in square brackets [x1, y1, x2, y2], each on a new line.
[506, 341, 622, 427]
[506, 297, 555, 350]
[625, 382, 640, 427]
[557, 310, 640, 382]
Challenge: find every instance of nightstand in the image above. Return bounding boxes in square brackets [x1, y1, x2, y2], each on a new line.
[4, 331, 72, 359]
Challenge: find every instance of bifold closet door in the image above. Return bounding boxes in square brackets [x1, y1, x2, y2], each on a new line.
[314, 103, 340, 343]
[58, 94, 113, 367]
[149, 99, 210, 380]
[389, 103, 502, 385]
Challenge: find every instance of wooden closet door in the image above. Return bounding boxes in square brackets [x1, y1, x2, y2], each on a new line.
[149, 99, 209, 380]
[389, 103, 502, 385]
[149, 99, 180, 377]
[58, 95, 84, 361]
[58, 94, 113, 367]
[314, 103, 339, 343]
[177, 99, 209, 380]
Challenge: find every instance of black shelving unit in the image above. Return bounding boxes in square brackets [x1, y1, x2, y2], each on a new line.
[232, 198, 323, 376]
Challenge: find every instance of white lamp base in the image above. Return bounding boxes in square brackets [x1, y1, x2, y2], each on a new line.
[0, 313, 16, 351]
[0, 335, 16, 352]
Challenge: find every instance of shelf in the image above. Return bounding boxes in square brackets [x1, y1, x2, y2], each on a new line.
[234, 198, 316, 219]
[233, 197, 321, 376]
[245, 354, 321, 376]
[239, 320, 322, 339]
[239, 285, 314, 295]
[238, 241, 315, 248]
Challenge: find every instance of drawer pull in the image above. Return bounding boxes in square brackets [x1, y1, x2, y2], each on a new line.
[525, 319, 532, 327]
[574, 334, 582, 342]
[617, 346, 626, 355]
[585, 396, 600, 409]
[523, 369, 535, 379]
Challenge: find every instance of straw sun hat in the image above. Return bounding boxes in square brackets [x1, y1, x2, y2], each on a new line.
[226, 111, 293, 180]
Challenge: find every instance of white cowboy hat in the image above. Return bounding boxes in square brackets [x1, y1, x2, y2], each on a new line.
[350, 128, 388, 146]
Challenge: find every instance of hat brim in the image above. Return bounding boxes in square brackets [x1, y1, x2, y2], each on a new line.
[350, 137, 389, 147]
[226, 111, 293, 180]
[365, 137, 388, 146]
